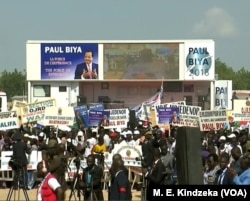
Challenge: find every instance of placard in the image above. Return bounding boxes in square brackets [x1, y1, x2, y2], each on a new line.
[199, 110, 228, 131]
[0, 111, 20, 130]
[112, 144, 142, 167]
[21, 99, 56, 123]
[155, 103, 201, 127]
[42, 106, 75, 126]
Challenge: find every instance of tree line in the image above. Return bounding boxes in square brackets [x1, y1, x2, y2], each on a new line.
[0, 58, 249, 101]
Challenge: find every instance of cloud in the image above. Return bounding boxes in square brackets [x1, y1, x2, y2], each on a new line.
[192, 7, 237, 37]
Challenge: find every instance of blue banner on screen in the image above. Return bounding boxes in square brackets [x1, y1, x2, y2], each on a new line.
[41, 43, 99, 80]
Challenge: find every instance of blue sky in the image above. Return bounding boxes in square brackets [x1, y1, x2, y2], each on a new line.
[0, 0, 249, 72]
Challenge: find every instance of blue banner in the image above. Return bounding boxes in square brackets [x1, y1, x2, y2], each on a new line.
[156, 107, 179, 124]
[88, 103, 104, 111]
[41, 43, 99, 80]
[88, 110, 103, 127]
[74, 105, 89, 128]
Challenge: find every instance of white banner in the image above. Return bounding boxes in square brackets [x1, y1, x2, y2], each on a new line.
[1, 151, 37, 170]
[184, 41, 215, 80]
[199, 110, 228, 131]
[214, 80, 232, 110]
[155, 103, 201, 127]
[112, 144, 142, 167]
[232, 99, 250, 121]
[21, 99, 56, 123]
[42, 106, 75, 126]
[103, 108, 129, 129]
[0, 111, 20, 130]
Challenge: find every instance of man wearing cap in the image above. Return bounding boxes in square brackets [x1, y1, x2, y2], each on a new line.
[218, 136, 228, 156]
[141, 130, 153, 168]
[226, 133, 243, 157]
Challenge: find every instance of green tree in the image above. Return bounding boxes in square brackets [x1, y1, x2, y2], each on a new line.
[215, 58, 236, 80]
[0, 69, 26, 101]
[215, 58, 250, 90]
[233, 67, 249, 90]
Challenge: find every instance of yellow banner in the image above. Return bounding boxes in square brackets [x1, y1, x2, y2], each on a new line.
[20, 99, 56, 124]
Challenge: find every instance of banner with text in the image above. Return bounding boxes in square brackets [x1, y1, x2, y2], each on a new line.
[199, 110, 228, 131]
[41, 43, 99, 80]
[214, 80, 232, 110]
[88, 110, 103, 127]
[1, 151, 38, 171]
[103, 109, 129, 129]
[21, 99, 56, 124]
[232, 99, 250, 122]
[0, 111, 20, 130]
[155, 104, 201, 127]
[155, 107, 179, 125]
[139, 101, 186, 122]
[74, 105, 89, 128]
[112, 144, 142, 167]
[42, 106, 75, 126]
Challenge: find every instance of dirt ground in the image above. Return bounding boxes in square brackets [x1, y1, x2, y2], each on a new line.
[1, 188, 142, 201]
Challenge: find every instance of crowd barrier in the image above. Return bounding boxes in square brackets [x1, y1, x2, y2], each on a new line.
[0, 149, 143, 189]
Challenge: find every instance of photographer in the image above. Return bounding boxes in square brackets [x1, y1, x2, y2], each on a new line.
[12, 132, 31, 189]
[80, 154, 104, 201]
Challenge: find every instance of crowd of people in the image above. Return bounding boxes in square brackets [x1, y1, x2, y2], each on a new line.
[0, 121, 250, 200]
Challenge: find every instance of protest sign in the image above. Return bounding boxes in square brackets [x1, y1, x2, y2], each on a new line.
[103, 109, 129, 129]
[43, 106, 75, 126]
[21, 99, 56, 123]
[155, 103, 201, 127]
[199, 110, 228, 131]
[0, 111, 20, 130]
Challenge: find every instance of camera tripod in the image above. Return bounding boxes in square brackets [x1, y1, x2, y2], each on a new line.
[68, 159, 84, 201]
[141, 172, 147, 201]
[84, 175, 98, 201]
[6, 166, 30, 201]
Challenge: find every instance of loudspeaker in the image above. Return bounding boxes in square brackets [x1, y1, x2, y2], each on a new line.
[128, 110, 137, 130]
[175, 127, 203, 184]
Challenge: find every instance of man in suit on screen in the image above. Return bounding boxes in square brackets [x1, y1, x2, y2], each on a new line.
[74, 50, 98, 79]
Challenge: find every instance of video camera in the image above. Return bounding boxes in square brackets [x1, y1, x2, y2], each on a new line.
[8, 157, 22, 170]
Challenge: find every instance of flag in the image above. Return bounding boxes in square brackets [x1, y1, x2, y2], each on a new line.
[132, 83, 163, 119]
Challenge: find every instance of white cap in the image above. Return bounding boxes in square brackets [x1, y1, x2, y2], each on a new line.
[120, 131, 127, 136]
[92, 128, 98, 133]
[133, 130, 140, 135]
[219, 136, 226, 141]
[227, 133, 236, 138]
[127, 130, 132, 135]
[39, 132, 44, 137]
[77, 131, 83, 136]
[115, 128, 122, 133]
